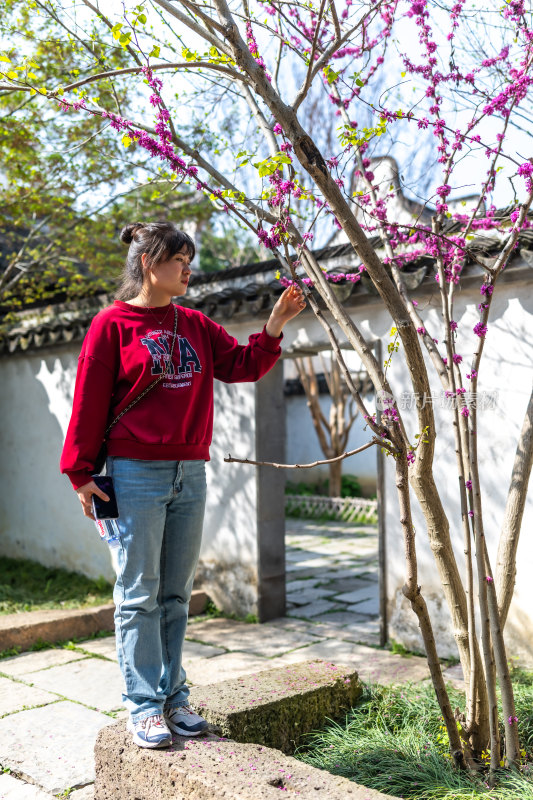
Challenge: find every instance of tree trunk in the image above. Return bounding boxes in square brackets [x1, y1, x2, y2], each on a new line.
[329, 459, 342, 497]
[496, 385, 533, 626]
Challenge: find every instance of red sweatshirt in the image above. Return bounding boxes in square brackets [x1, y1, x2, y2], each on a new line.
[60, 301, 282, 490]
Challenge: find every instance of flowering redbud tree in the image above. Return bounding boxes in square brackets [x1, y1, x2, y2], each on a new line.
[2, 0, 533, 770]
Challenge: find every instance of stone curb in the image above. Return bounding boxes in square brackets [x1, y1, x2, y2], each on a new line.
[0, 592, 209, 652]
[95, 727, 398, 800]
[95, 660, 397, 799]
[188, 659, 361, 754]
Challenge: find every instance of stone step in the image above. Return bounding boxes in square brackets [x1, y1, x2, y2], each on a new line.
[95, 729, 396, 800]
[0, 591, 209, 652]
[95, 660, 398, 800]
[187, 659, 361, 754]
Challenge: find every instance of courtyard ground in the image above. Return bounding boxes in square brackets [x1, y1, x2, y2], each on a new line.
[0, 520, 443, 799]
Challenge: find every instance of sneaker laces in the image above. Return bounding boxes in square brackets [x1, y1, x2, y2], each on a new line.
[139, 714, 166, 729]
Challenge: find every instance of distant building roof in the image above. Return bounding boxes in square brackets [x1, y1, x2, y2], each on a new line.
[1, 220, 532, 357]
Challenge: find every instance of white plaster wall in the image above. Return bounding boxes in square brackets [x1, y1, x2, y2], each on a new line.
[0, 348, 116, 582]
[0, 319, 260, 599]
[285, 393, 377, 494]
[276, 277, 533, 662]
[199, 321, 259, 613]
[376, 281, 533, 662]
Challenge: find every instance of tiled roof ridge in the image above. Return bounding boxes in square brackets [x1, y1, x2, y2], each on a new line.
[1, 228, 532, 357]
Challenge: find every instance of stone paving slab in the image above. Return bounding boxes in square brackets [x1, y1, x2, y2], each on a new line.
[263, 618, 316, 633]
[286, 557, 337, 570]
[347, 598, 380, 615]
[77, 637, 118, 661]
[26, 658, 124, 713]
[286, 599, 344, 618]
[285, 587, 336, 606]
[94, 726, 396, 800]
[186, 652, 272, 686]
[70, 786, 95, 800]
[0, 701, 115, 795]
[0, 675, 59, 718]
[285, 578, 321, 592]
[305, 612, 375, 630]
[76, 638, 225, 667]
[317, 576, 376, 594]
[334, 584, 380, 605]
[285, 550, 331, 563]
[272, 640, 430, 685]
[185, 618, 323, 657]
[442, 663, 465, 690]
[0, 648, 89, 678]
[0, 773, 53, 799]
[313, 567, 372, 581]
[284, 565, 329, 579]
[184, 641, 228, 660]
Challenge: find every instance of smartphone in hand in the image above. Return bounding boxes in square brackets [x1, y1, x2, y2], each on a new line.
[91, 475, 119, 519]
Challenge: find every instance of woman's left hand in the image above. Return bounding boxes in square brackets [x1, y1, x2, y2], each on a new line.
[266, 285, 306, 337]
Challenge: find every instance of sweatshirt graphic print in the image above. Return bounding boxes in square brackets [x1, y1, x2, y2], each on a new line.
[60, 301, 282, 490]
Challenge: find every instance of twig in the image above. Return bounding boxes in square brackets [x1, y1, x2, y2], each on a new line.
[224, 439, 380, 468]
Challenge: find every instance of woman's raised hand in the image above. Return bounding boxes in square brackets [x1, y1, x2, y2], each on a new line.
[76, 479, 110, 521]
[266, 285, 306, 337]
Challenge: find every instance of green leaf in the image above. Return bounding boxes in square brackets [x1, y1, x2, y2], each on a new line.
[137, 13, 147, 23]
[0, 54, 11, 63]
[323, 65, 339, 85]
[149, 45, 161, 58]
[355, 78, 364, 87]
[111, 22, 123, 40]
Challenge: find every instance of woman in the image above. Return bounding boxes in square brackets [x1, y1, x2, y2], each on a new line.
[60, 221, 305, 749]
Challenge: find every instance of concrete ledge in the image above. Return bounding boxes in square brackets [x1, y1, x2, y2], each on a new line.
[0, 591, 209, 653]
[95, 661, 382, 799]
[189, 590, 210, 617]
[188, 659, 361, 754]
[0, 604, 115, 652]
[95, 726, 396, 800]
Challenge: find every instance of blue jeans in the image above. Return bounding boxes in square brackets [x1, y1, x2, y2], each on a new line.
[106, 457, 206, 723]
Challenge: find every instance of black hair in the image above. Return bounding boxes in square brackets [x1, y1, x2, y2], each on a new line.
[115, 221, 196, 301]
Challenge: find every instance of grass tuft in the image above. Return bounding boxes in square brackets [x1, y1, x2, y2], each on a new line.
[294, 680, 533, 799]
[0, 556, 112, 614]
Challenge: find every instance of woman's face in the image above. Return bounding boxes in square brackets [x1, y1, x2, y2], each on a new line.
[145, 244, 192, 298]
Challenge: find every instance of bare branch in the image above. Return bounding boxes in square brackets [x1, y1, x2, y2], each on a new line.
[240, 84, 278, 155]
[224, 439, 379, 468]
[329, 0, 341, 40]
[151, 0, 234, 58]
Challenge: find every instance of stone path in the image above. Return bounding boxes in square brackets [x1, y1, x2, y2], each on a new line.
[0, 520, 441, 799]
[285, 518, 381, 643]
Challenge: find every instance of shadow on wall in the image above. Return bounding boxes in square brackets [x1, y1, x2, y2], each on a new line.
[0, 347, 115, 582]
[196, 380, 259, 616]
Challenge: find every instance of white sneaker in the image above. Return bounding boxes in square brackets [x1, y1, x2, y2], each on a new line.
[127, 714, 172, 748]
[164, 704, 209, 736]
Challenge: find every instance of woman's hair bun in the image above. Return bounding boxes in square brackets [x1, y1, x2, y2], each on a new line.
[120, 222, 145, 244]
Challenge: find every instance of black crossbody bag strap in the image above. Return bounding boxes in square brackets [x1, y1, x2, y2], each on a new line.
[93, 305, 178, 474]
[105, 304, 178, 436]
